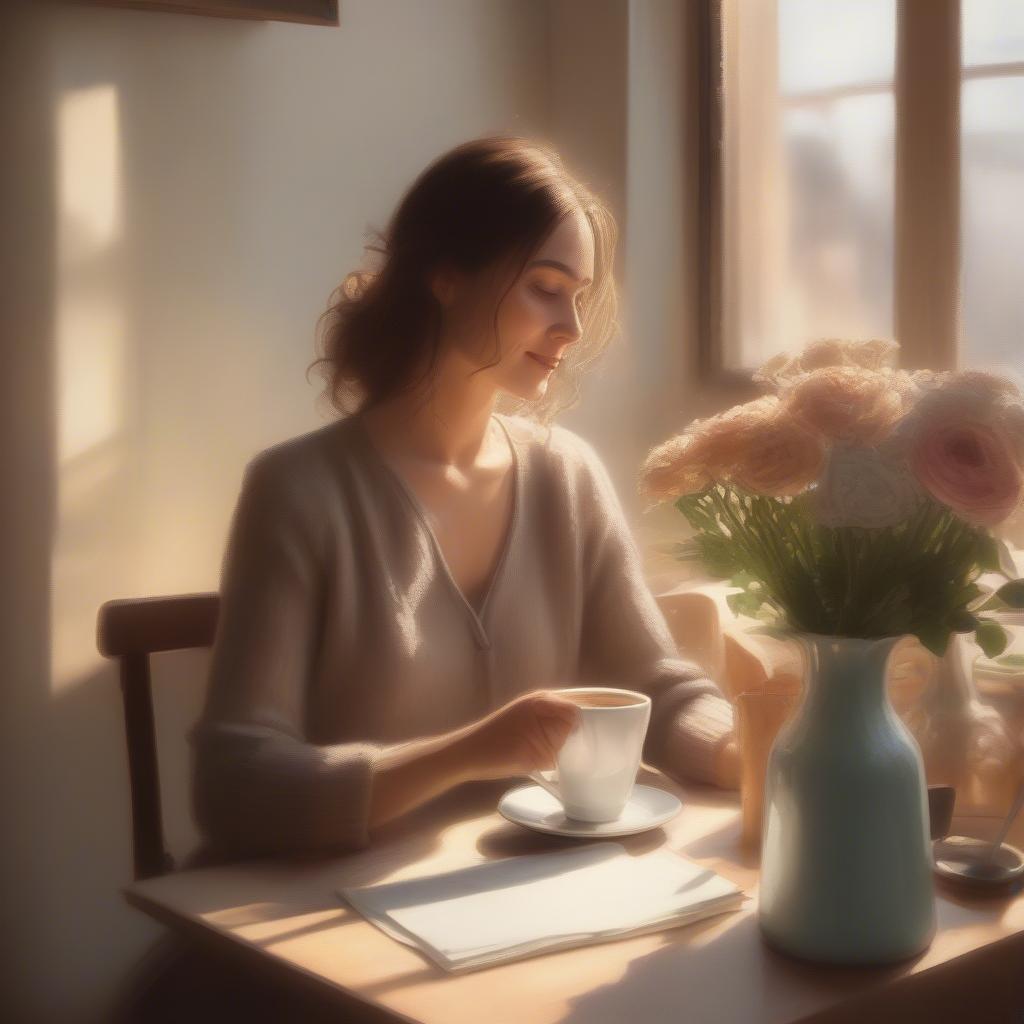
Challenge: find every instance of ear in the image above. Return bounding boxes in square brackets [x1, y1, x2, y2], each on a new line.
[430, 266, 462, 308]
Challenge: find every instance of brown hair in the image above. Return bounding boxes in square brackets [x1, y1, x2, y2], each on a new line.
[306, 134, 620, 428]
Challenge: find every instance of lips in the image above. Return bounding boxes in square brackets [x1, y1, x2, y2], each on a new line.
[527, 352, 560, 370]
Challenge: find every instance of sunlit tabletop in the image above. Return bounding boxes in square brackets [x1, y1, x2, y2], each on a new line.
[124, 762, 1024, 1024]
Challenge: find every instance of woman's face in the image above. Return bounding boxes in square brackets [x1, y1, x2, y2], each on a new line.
[441, 209, 596, 402]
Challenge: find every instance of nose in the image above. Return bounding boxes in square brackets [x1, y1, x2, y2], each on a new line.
[555, 299, 584, 346]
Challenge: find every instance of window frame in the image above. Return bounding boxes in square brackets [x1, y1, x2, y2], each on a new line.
[698, 0, 962, 385]
[79, 0, 339, 27]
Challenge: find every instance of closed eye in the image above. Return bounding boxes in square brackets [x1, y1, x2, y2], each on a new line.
[533, 283, 587, 309]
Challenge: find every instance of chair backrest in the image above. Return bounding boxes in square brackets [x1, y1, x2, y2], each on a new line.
[96, 593, 219, 880]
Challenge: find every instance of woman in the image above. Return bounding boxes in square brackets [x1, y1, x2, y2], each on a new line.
[117, 134, 740, 1022]
[188, 134, 739, 867]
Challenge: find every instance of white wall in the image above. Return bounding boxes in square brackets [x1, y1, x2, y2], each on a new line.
[549, 0, 708, 548]
[2, 1, 702, 1019]
[5, 3, 550, 1020]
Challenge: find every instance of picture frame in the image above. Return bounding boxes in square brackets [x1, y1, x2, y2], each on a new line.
[83, 0, 339, 27]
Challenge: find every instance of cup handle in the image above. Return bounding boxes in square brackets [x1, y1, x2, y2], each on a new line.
[528, 768, 561, 801]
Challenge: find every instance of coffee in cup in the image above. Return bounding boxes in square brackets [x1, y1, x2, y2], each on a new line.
[563, 692, 641, 708]
[528, 686, 651, 822]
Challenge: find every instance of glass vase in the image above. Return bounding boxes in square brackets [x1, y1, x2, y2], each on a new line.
[758, 633, 936, 965]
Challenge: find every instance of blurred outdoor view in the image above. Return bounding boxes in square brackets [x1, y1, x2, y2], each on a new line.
[723, 0, 1024, 377]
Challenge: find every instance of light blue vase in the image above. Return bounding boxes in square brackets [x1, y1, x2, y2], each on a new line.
[758, 633, 937, 965]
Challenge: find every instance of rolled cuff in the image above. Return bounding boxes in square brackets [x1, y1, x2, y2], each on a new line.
[657, 692, 737, 789]
[191, 723, 384, 860]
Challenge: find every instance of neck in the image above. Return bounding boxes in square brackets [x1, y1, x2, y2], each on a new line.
[358, 353, 501, 468]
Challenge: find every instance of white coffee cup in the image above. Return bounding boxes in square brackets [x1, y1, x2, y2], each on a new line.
[528, 686, 652, 822]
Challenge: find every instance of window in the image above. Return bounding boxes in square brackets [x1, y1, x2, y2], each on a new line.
[962, 0, 1024, 369]
[706, 0, 1019, 381]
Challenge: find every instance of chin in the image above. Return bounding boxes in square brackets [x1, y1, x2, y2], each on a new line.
[503, 377, 549, 403]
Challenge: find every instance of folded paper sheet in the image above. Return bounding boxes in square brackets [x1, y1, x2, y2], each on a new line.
[339, 841, 747, 973]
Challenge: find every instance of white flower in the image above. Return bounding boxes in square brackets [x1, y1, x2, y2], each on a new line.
[811, 440, 926, 528]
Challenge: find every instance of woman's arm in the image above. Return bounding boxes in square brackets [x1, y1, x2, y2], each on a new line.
[571, 435, 739, 790]
[191, 451, 482, 857]
[367, 725, 478, 831]
[191, 451, 389, 858]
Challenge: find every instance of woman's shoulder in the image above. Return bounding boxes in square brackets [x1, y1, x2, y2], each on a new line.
[496, 413, 611, 489]
[237, 419, 355, 508]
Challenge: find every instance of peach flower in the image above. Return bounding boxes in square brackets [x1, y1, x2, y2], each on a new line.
[753, 338, 899, 391]
[751, 351, 797, 392]
[782, 365, 904, 444]
[729, 415, 826, 497]
[638, 433, 711, 499]
[909, 420, 1023, 527]
[638, 396, 781, 499]
[692, 395, 782, 478]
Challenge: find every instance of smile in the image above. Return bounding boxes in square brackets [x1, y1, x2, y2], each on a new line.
[527, 352, 560, 370]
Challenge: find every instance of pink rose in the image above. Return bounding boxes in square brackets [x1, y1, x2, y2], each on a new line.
[894, 367, 1024, 468]
[909, 420, 1023, 527]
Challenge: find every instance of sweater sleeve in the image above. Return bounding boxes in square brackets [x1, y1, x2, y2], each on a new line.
[190, 451, 382, 859]
[571, 435, 738, 789]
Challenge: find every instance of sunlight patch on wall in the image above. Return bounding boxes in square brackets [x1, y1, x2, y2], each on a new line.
[56, 293, 126, 467]
[56, 84, 125, 465]
[53, 83, 132, 692]
[58, 84, 122, 259]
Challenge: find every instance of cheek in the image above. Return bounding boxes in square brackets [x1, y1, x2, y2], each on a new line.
[501, 291, 548, 345]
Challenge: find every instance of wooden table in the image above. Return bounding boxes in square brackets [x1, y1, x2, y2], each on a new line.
[125, 766, 1024, 1024]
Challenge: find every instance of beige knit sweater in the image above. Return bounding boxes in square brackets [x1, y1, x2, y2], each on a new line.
[190, 411, 736, 859]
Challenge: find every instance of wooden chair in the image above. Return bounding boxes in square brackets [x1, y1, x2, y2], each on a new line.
[96, 593, 220, 881]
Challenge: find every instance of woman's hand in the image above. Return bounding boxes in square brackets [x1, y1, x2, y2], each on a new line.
[456, 690, 581, 782]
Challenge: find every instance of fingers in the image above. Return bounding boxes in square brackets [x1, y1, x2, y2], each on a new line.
[525, 732, 558, 772]
[536, 715, 568, 760]
[534, 708, 578, 766]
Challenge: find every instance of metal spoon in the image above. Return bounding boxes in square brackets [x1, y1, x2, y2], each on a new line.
[934, 780, 1024, 886]
[973, 779, 1024, 874]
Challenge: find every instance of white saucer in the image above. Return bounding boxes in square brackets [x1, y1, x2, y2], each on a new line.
[498, 783, 682, 838]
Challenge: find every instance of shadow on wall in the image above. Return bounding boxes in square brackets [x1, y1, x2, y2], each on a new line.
[4, 7, 263, 1021]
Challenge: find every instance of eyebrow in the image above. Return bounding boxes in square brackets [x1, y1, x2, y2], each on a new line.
[528, 259, 593, 287]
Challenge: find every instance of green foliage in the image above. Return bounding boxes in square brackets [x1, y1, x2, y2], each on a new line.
[975, 618, 1010, 659]
[673, 482, 1022, 653]
[995, 579, 1024, 608]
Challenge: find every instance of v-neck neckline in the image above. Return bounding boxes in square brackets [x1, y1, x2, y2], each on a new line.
[349, 410, 522, 648]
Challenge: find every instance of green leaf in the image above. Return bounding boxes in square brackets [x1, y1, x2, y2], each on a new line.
[947, 609, 978, 633]
[995, 579, 1024, 608]
[976, 533, 1002, 574]
[975, 532, 1018, 577]
[994, 536, 1019, 577]
[975, 618, 1010, 659]
[916, 622, 951, 658]
[694, 534, 739, 578]
[726, 590, 764, 618]
[970, 589, 1004, 613]
[728, 569, 757, 589]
